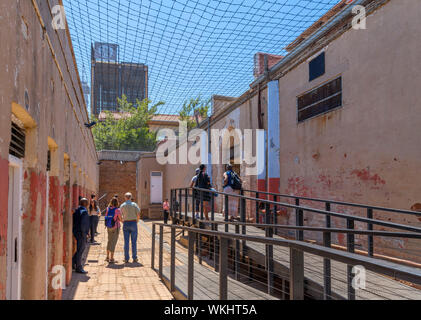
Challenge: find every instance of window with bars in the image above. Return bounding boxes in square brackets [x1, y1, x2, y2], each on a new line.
[9, 123, 25, 159]
[297, 77, 342, 123]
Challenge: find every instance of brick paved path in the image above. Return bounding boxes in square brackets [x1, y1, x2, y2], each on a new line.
[62, 219, 173, 300]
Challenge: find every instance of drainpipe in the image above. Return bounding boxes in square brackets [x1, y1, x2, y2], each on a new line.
[207, 115, 212, 183]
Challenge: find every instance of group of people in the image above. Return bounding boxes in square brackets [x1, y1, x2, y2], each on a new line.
[72, 164, 243, 274]
[72, 192, 140, 274]
[185, 163, 243, 221]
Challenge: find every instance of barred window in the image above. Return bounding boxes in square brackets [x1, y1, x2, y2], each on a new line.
[297, 77, 342, 123]
[9, 123, 25, 159]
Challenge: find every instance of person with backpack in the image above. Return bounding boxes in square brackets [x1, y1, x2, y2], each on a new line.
[223, 164, 243, 221]
[105, 197, 122, 263]
[195, 164, 212, 220]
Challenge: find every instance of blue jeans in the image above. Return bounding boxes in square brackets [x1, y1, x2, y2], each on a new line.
[123, 221, 138, 261]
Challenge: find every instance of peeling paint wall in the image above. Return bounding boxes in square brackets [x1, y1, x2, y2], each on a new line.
[276, 0, 421, 261]
[0, 0, 98, 299]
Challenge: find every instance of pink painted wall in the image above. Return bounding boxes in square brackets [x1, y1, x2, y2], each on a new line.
[276, 0, 421, 260]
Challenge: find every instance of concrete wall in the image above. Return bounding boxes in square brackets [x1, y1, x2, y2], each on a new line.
[0, 0, 98, 299]
[276, 0, 421, 260]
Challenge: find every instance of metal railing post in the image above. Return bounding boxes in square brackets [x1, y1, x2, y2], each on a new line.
[235, 224, 240, 281]
[192, 188, 196, 222]
[255, 192, 260, 224]
[240, 190, 247, 257]
[214, 224, 219, 272]
[367, 208, 374, 257]
[211, 192, 215, 223]
[170, 190, 173, 220]
[265, 202, 274, 295]
[185, 188, 188, 221]
[159, 225, 164, 279]
[224, 195, 229, 232]
[273, 195, 278, 236]
[347, 218, 356, 300]
[323, 202, 332, 300]
[170, 227, 176, 292]
[188, 231, 195, 300]
[219, 236, 228, 300]
[151, 224, 156, 270]
[178, 190, 182, 220]
[295, 198, 304, 241]
[200, 190, 204, 221]
[290, 247, 304, 300]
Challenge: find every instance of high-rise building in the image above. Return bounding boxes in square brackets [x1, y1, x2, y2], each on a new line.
[91, 42, 148, 116]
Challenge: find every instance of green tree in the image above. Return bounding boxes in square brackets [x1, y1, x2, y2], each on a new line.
[179, 96, 210, 130]
[92, 95, 164, 151]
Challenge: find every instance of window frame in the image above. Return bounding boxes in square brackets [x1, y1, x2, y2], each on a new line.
[296, 76, 343, 123]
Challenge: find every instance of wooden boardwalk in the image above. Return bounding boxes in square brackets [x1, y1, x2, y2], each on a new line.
[209, 213, 421, 300]
[141, 220, 277, 300]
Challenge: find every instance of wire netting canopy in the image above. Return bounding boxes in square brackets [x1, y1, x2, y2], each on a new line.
[64, 0, 341, 117]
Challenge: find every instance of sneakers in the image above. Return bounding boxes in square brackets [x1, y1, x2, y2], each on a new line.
[124, 259, 130, 263]
[133, 258, 138, 263]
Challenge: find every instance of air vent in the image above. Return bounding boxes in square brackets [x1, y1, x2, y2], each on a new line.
[47, 150, 51, 172]
[151, 172, 161, 176]
[9, 123, 26, 159]
[297, 77, 342, 122]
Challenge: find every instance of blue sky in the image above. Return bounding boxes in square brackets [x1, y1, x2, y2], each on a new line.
[64, 0, 339, 116]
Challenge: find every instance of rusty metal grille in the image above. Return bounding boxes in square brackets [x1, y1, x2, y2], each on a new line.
[9, 123, 25, 159]
[297, 77, 342, 122]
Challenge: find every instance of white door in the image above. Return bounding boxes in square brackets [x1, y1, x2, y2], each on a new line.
[150, 172, 163, 204]
[7, 156, 22, 300]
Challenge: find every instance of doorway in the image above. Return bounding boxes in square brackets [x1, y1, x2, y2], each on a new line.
[7, 155, 22, 300]
[150, 172, 163, 204]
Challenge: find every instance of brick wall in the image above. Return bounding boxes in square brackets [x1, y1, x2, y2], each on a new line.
[99, 160, 138, 208]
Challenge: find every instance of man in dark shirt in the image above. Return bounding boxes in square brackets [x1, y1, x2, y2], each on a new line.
[72, 198, 90, 274]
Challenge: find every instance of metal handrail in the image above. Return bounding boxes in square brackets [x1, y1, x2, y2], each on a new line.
[242, 188, 421, 217]
[181, 187, 421, 234]
[194, 219, 421, 239]
[170, 186, 421, 300]
[151, 222, 421, 301]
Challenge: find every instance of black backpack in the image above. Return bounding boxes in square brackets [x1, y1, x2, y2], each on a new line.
[229, 171, 242, 190]
[195, 172, 210, 189]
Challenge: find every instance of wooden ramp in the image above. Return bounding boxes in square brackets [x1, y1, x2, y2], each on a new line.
[141, 220, 277, 300]
[210, 213, 421, 300]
